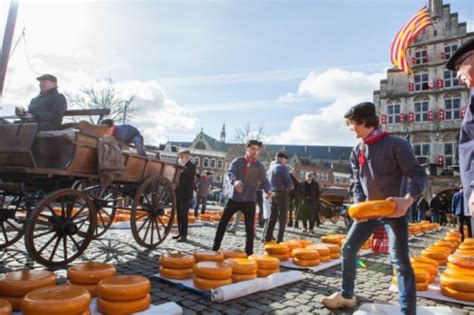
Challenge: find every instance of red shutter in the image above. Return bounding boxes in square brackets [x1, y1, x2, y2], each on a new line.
[439, 108, 445, 120]
[428, 80, 434, 89]
[462, 107, 466, 119]
[428, 110, 434, 121]
[408, 83, 415, 91]
[381, 114, 387, 124]
[399, 113, 405, 123]
[408, 112, 414, 123]
[436, 79, 444, 88]
[441, 52, 446, 60]
[437, 155, 444, 168]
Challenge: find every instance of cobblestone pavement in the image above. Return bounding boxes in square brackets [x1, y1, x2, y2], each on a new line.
[1, 214, 474, 314]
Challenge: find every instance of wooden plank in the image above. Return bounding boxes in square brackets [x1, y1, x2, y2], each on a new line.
[64, 109, 111, 117]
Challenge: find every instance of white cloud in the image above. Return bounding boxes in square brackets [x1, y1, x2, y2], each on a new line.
[269, 68, 385, 146]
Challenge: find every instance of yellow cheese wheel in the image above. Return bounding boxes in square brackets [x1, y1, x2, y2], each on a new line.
[97, 275, 150, 301]
[248, 255, 280, 270]
[459, 243, 474, 251]
[67, 262, 116, 285]
[0, 298, 12, 315]
[321, 235, 345, 245]
[292, 248, 319, 260]
[268, 253, 289, 261]
[67, 281, 97, 297]
[0, 296, 21, 311]
[410, 263, 437, 278]
[160, 253, 195, 269]
[264, 244, 289, 255]
[306, 244, 330, 256]
[441, 284, 474, 301]
[21, 286, 91, 315]
[222, 249, 247, 259]
[211, 215, 222, 221]
[224, 258, 257, 274]
[440, 272, 474, 292]
[319, 255, 331, 262]
[421, 249, 448, 260]
[411, 256, 439, 268]
[294, 239, 312, 248]
[97, 294, 151, 314]
[193, 251, 225, 262]
[448, 253, 474, 268]
[413, 268, 431, 284]
[280, 241, 303, 252]
[330, 252, 341, 260]
[200, 214, 211, 221]
[231, 273, 257, 283]
[446, 263, 473, 275]
[463, 238, 474, 245]
[256, 268, 279, 277]
[321, 243, 340, 253]
[0, 270, 57, 297]
[193, 276, 232, 290]
[434, 241, 456, 252]
[193, 262, 232, 280]
[159, 267, 193, 280]
[348, 200, 396, 220]
[293, 258, 320, 267]
[188, 216, 196, 224]
[392, 278, 428, 291]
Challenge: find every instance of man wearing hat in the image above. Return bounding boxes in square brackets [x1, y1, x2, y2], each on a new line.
[321, 102, 425, 314]
[446, 37, 474, 220]
[24, 74, 67, 131]
[172, 148, 196, 242]
[212, 140, 272, 256]
[101, 119, 146, 156]
[263, 152, 294, 243]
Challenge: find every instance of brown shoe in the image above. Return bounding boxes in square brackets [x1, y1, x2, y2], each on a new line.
[321, 292, 357, 309]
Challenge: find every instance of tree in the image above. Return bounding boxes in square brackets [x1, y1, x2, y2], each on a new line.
[227, 122, 271, 162]
[66, 78, 136, 124]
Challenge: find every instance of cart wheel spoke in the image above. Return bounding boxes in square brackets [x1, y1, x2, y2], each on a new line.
[38, 234, 58, 255]
[33, 229, 55, 239]
[68, 234, 81, 250]
[49, 236, 62, 261]
[1, 221, 9, 242]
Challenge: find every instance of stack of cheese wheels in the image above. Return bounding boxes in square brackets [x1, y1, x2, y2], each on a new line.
[433, 240, 457, 254]
[348, 200, 396, 220]
[21, 286, 90, 315]
[193, 250, 225, 263]
[224, 258, 257, 283]
[440, 253, 474, 300]
[410, 256, 439, 283]
[421, 244, 451, 266]
[200, 214, 211, 221]
[280, 241, 302, 257]
[306, 244, 331, 262]
[292, 248, 319, 267]
[321, 234, 346, 247]
[264, 243, 290, 261]
[419, 221, 432, 233]
[222, 249, 247, 259]
[445, 230, 462, 246]
[0, 298, 12, 315]
[193, 262, 232, 290]
[249, 254, 280, 277]
[322, 243, 341, 260]
[97, 275, 151, 314]
[294, 239, 312, 248]
[392, 267, 431, 291]
[159, 253, 195, 280]
[67, 262, 116, 297]
[0, 269, 57, 311]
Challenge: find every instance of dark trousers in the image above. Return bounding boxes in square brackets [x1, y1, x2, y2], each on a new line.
[213, 199, 256, 256]
[177, 198, 192, 238]
[264, 191, 289, 243]
[310, 204, 321, 228]
[194, 196, 207, 216]
[257, 191, 264, 228]
[458, 214, 473, 241]
[288, 196, 299, 227]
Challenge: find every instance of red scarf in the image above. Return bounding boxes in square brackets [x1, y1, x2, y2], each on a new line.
[243, 155, 257, 177]
[359, 129, 390, 167]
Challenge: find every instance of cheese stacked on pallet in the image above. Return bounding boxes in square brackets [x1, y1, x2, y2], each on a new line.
[410, 256, 439, 283]
[321, 243, 341, 260]
[222, 249, 247, 259]
[67, 262, 116, 297]
[249, 255, 280, 277]
[159, 253, 196, 280]
[224, 258, 258, 283]
[421, 244, 452, 266]
[193, 262, 233, 290]
[0, 298, 12, 315]
[264, 243, 290, 261]
[293, 239, 312, 248]
[97, 275, 151, 314]
[280, 241, 302, 257]
[306, 244, 331, 262]
[445, 230, 462, 247]
[21, 285, 91, 315]
[0, 270, 57, 311]
[321, 234, 346, 247]
[193, 251, 225, 262]
[291, 248, 320, 267]
[392, 268, 431, 291]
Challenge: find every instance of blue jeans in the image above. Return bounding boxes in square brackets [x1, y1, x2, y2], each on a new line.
[417, 209, 426, 222]
[341, 216, 416, 315]
[133, 135, 146, 156]
[431, 212, 440, 223]
[194, 196, 207, 216]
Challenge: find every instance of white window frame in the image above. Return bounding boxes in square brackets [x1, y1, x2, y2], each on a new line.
[414, 101, 429, 122]
[444, 70, 459, 88]
[387, 104, 401, 124]
[210, 159, 216, 168]
[414, 49, 428, 65]
[415, 72, 429, 91]
[444, 142, 456, 168]
[444, 43, 458, 60]
[413, 143, 430, 159]
[203, 158, 209, 167]
[445, 97, 461, 120]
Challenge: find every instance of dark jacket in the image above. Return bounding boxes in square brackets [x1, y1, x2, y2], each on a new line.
[451, 191, 466, 216]
[417, 197, 429, 211]
[299, 180, 320, 209]
[267, 161, 294, 192]
[289, 174, 300, 200]
[430, 198, 442, 214]
[225, 157, 271, 202]
[176, 160, 196, 201]
[459, 92, 474, 216]
[28, 87, 67, 131]
[113, 125, 142, 143]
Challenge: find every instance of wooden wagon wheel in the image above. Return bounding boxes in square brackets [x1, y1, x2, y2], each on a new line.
[131, 176, 176, 249]
[72, 179, 117, 239]
[24, 189, 97, 267]
[0, 188, 26, 249]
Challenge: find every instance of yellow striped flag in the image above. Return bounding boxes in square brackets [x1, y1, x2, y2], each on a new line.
[390, 6, 432, 74]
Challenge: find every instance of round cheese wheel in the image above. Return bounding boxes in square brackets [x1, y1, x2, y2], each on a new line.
[306, 244, 330, 256]
[224, 258, 257, 274]
[193, 276, 232, 290]
[0, 270, 57, 297]
[280, 241, 303, 253]
[67, 263, 116, 285]
[441, 284, 474, 301]
[159, 267, 193, 280]
[193, 251, 225, 262]
[0, 298, 12, 315]
[321, 243, 340, 253]
[264, 244, 289, 255]
[411, 256, 439, 268]
[193, 262, 232, 280]
[330, 252, 341, 260]
[421, 250, 448, 260]
[321, 235, 344, 245]
[67, 281, 97, 297]
[434, 241, 455, 252]
[21, 286, 91, 315]
[448, 253, 474, 268]
[463, 238, 474, 245]
[160, 253, 195, 269]
[200, 214, 211, 221]
[293, 258, 319, 267]
[248, 255, 280, 270]
[413, 268, 431, 284]
[440, 272, 474, 292]
[97, 275, 150, 301]
[231, 273, 257, 283]
[222, 249, 247, 259]
[294, 239, 312, 248]
[211, 215, 221, 221]
[454, 249, 474, 257]
[0, 296, 21, 311]
[392, 277, 428, 291]
[319, 255, 331, 263]
[292, 248, 319, 260]
[410, 262, 437, 277]
[446, 263, 473, 275]
[256, 268, 279, 277]
[97, 294, 151, 314]
[268, 253, 289, 261]
[348, 200, 396, 220]
[459, 243, 474, 250]
[188, 217, 196, 224]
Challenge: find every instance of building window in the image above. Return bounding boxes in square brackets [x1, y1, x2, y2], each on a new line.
[414, 50, 428, 64]
[216, 173, 222, 183]
[194, 157, 200, 167]
[444, 70, 459, 88]
[203, 158, 209, 167]
[444, 143, 456, 167]
[414, 101, 429, 122]
[210, 159, 216, 168]
[445, 97, 461, 120]
[415, 72, 429, 91]
[217, 160, 223, 169]
[444, 43, 458, 60]
[387, 104, 401, 124]
[413, 143, 430, 158]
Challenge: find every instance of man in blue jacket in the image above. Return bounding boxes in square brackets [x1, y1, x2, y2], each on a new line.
[101, 119, 146, 156]
[451, 186, 472, 241]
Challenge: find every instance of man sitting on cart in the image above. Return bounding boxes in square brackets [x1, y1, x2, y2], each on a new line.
[101, 119, 146, 156]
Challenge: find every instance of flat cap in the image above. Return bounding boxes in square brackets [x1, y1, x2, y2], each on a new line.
[344, 102, 376, 119]
[446, 38, 474, 71]
[276, 152, 288, 159]
[246, 139, 263, 148]
[36, 74, 57, 83]
[177, 148, 191, 155]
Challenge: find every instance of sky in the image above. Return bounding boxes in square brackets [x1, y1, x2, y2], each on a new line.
[0, 0, 473, 147]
